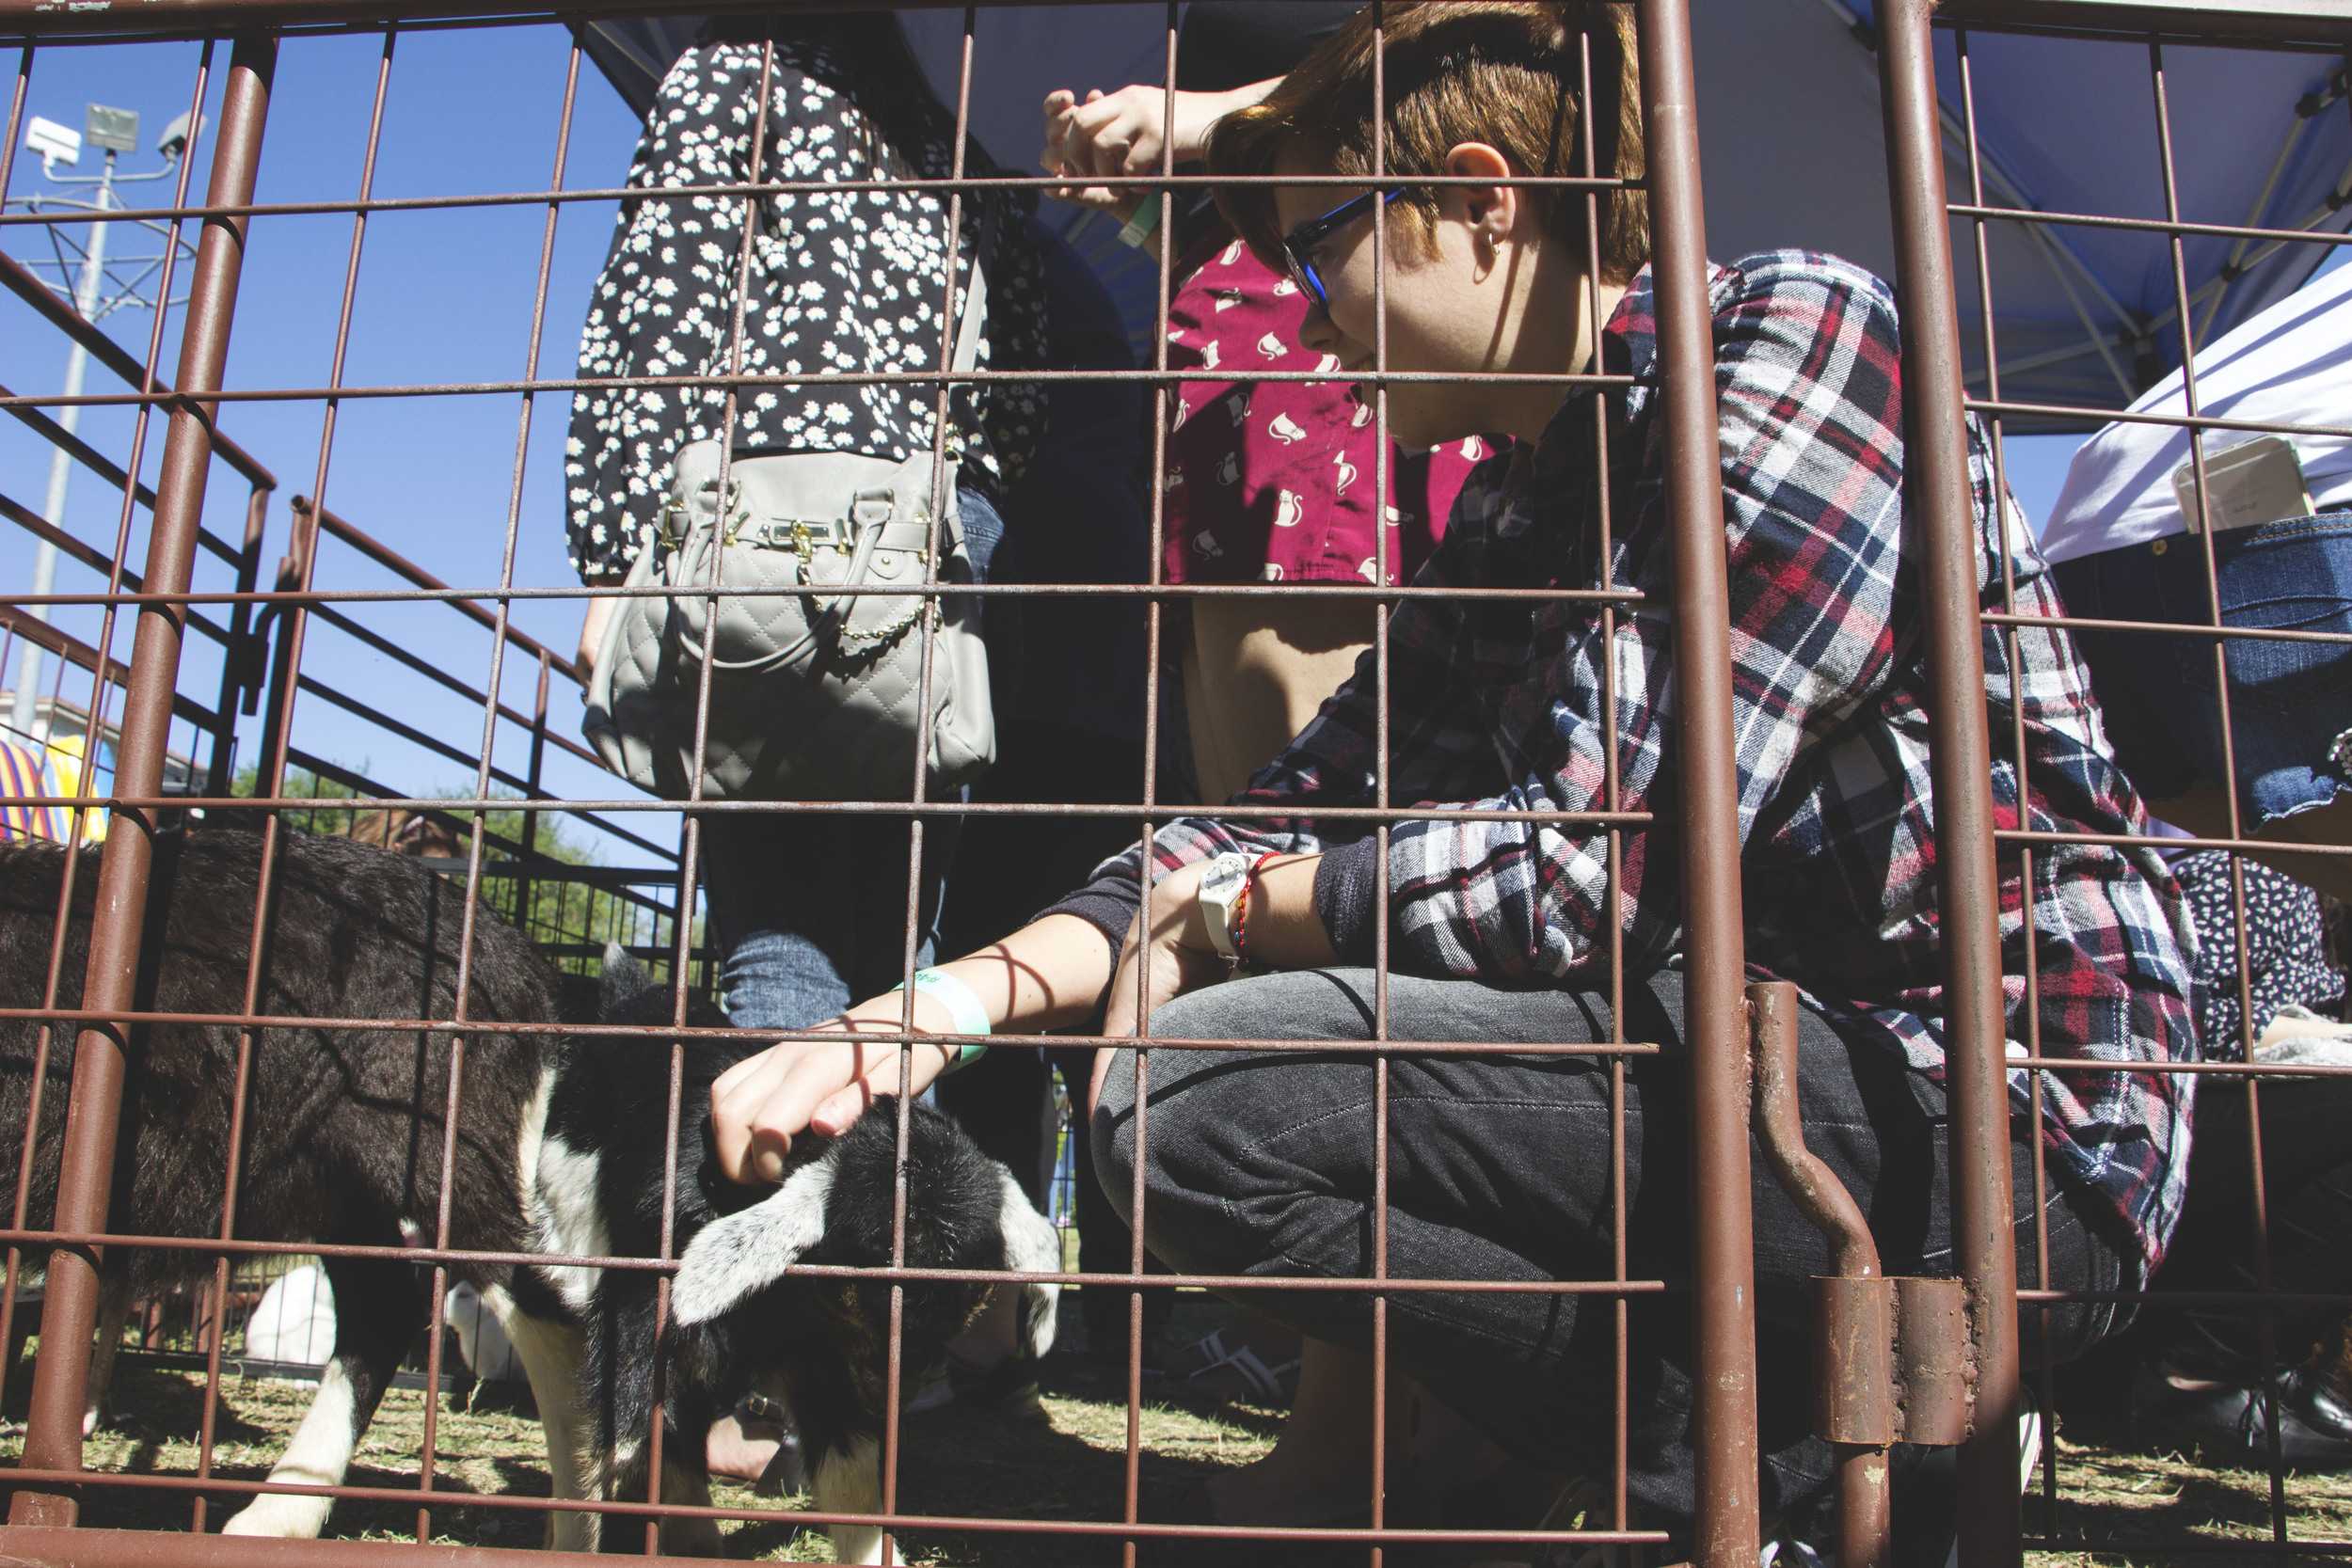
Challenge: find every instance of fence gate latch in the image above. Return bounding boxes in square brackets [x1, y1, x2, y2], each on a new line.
[1815, 1272, 1970, 1448]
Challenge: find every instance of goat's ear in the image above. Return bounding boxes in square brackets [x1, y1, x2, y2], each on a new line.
[671, 1151, 837, 1327]
[993, 1163, 1062, 1360]
[598, 942, 654, 1018]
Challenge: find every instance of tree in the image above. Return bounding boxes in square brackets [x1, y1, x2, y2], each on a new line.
[227, 764, 708, 986]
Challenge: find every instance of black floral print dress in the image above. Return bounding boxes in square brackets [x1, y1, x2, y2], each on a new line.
[565, 28, 1047, 583]
[2174, 849, 2346, 1058]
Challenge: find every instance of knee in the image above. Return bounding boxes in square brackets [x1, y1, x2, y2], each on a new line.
[1087, 987, 1261, 1219]
[1089, 1048, 1141, 1221]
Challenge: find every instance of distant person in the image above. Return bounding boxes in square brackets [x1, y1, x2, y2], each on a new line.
[2042, 261, 2352, 900]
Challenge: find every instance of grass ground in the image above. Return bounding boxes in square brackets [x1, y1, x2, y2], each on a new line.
[6, 1300, 2352, 1565]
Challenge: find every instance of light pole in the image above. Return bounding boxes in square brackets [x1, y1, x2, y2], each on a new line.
[8, 103, 199, 743]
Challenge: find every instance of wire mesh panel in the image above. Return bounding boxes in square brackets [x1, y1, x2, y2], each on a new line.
[1921, 2, 2352, 1561]
[2, 2, 2337, 1567]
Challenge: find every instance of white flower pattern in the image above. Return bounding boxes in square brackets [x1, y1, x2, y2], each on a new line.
[564, 37, 1045, 581]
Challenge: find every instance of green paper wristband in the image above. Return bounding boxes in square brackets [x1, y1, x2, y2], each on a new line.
[1116, 195, 1164, 249]
[890, 968, 991, 1071]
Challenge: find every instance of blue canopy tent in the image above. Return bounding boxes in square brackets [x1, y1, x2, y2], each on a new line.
[573, 3, 2352, 423]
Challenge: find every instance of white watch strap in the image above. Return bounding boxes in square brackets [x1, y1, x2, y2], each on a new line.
[1200, 852, 1260, 964]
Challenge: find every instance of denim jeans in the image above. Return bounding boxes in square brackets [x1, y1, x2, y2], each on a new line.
[701, 483, 1003, 1031]
[2053, 513, 2352, 828]
[1092, 967, 2130, 1537]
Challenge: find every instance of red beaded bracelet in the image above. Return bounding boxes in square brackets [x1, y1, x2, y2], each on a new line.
[1232, 867, 1255, 967]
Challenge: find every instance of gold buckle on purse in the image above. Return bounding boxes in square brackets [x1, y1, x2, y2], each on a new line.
[734, 516, 843, 554]
[660, 477, 747, 548]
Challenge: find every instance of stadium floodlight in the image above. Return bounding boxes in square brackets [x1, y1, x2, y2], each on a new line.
[24, 116, 80, 170]
[7, 103, 198, 743]
[155, 111, 202, 162]
[83, 104, 137, 155]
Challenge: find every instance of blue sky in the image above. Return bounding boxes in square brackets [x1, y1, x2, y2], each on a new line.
[2, 24, 659, 855]
[0, 22, 2173, 864]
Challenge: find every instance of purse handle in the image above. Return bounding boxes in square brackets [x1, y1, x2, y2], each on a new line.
[675, 202, 1003, 672]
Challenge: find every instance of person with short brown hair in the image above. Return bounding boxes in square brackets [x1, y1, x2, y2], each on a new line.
[1211, 0, 1648, 282]
[710, 4, 2194, 1548]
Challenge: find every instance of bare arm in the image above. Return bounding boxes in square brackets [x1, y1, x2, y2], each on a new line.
[711, 851, 1343, 1181]
[709, 912, 1116, 1183]
[1041, 78, 1281, 215]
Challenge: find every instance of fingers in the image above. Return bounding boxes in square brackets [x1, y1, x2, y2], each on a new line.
[1042, 86, 1171, 206]
[809, 1044, 929, 1138]
[709, 1046, 800, 1184]
[1067, 100, 1133, 181]
[1041, 87, 1077, 181]
[709, 1032, 884, 1184]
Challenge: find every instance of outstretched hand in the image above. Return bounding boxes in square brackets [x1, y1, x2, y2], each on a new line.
[709, 990, 960, 1185]
[1041, 84, 1234, 216]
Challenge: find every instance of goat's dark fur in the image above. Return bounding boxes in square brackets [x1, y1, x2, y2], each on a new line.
[551, 955, 1057, 1560]
[0, 828, 1054, 1558]
[0, 827, 574, 1537]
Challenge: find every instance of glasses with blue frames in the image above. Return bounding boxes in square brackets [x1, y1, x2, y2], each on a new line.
[1280, 187, 1406, 312]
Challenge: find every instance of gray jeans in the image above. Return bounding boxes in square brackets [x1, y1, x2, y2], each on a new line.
[1091, 967, 2128, 1534]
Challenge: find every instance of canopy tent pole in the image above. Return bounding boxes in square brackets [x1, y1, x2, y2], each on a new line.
[2020, 219, 2142, 397]
[2193, 111, 2309, 346]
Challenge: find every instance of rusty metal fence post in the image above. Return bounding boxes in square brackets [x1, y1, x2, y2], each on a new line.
[1633, 4, 1763, 1563]
[8, 27, 278, 1528]
[1873, 5, 2026, 1565]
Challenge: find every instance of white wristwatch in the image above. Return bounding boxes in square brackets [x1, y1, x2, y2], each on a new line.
[1197, 851, 1263, 969]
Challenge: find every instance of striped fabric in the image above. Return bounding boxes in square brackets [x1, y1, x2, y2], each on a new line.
[0, 738, 70, 844]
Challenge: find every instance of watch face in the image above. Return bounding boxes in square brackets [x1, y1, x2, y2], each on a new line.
[1202, 853, 1248, 899]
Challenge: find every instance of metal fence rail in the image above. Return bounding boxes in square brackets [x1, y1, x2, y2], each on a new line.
[0, 2, 2343, 1566]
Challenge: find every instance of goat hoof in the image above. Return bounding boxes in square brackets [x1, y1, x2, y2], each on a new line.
[830, 1525, 895, 1566]
[220, 1495, 333, 1539]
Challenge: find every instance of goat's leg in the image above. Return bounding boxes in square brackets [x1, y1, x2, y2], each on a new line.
[581, 1275, 664, 1555]
[485, 1290, 592, 1552]
[810, 1427, 892, 1566]
[222, 1257, 414, 1539]
[658, 1438, 723, 1558]
[82, 1268, 133, 1437]
[581, 1275, 723, 1558]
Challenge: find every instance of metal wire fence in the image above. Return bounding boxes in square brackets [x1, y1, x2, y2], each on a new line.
[0, 2, 2344, 1566]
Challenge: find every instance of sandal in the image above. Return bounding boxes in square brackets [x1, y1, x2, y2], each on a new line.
[1187, 1343, 1301, 1405]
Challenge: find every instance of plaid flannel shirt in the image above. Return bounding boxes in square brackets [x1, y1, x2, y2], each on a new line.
[1059, 251, 2198, 1281]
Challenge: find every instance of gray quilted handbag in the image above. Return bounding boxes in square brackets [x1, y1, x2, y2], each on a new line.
[581, 258, 994, 802]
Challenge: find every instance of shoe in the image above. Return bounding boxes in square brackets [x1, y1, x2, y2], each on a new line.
[1187, 1342, 1301, 1405]
[2139, 1362, 2352, 1467]
[1883, 1396, 2041, 1568]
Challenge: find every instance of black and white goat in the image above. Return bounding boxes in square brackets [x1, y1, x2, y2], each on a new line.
[535, 953, 1061, 1562]
[1, 828, 1059, 1560]
[0, 828, 588, 1542]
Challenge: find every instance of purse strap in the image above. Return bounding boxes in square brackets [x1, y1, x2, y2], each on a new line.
[946, 200, 996, 380]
